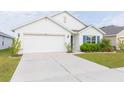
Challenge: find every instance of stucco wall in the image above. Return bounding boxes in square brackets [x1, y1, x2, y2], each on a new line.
[52, 12, 86, 30]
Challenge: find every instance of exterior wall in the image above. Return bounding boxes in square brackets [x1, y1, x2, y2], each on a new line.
[72, 27, 103, 51]
[104, 36, 116, 47]
[14, 17, 71, 50]
[52, 12, 86, 30]
[73, 34, 80, 51]
[116, 30, 124, 49]
[0, 36, 12, 50]
[79, 27, 103, 45]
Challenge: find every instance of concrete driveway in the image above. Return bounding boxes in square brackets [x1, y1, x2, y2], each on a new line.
[11, 53, 124, 82]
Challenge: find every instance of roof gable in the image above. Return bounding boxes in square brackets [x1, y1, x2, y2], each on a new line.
[79, 25, 105, 34]
[51, 11, 87, 27]
[13, 16, 74, 34]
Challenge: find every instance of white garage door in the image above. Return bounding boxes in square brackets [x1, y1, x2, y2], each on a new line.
[23, 34, 66, 53]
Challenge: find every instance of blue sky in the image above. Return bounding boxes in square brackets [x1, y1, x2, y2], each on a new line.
[1, 11, 124, 36]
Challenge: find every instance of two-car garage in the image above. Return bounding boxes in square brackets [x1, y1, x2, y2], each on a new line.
[22, 34, 67, 53]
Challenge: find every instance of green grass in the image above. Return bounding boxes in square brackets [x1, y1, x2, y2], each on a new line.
[76, 52, 124, 68]
[0, 48, 21, 82]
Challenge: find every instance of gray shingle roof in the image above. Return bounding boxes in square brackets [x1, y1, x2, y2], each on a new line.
[100, 25, 124, 35]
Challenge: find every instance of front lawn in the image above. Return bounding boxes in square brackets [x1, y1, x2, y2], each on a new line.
[76, 52, 124, 68]
[0, 48, 21, 82]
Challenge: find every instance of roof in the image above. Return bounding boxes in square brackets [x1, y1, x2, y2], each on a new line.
[12, 11, 87, 32]
[100, 25, 124, 35]
[0, 31, 13, 38]
[13, 16, 75, 34]
[72, 26, 88, 32]
[51, 11, 87, 27]
[73, 25, 105, 34]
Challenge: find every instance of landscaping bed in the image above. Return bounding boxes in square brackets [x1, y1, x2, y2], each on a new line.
[0, 48, 21, 82]
[76, 52, 124, 68]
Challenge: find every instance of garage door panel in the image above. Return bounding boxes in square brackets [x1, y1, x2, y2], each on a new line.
[23, 35, 66, 53]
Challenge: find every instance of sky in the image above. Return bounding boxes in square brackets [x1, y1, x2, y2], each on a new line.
[1, 11, 124, 36]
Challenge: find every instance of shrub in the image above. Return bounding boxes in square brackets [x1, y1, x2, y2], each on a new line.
[65, 42, 72, 53]
[99, 38, 113, 52]
[11, 37, 21, 56]
[80, 43, 99, 52]
[80, 38, 113, 52]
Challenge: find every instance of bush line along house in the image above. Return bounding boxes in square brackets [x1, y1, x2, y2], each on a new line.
[12, 11, 106, 54]
[0, 31, 13, 50]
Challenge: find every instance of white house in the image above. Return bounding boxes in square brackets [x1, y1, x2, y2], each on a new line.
[0, 31, 13, 50]
[12, 11, 105, 54]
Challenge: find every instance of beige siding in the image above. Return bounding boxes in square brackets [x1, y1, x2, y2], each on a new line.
[116, 30, 124, 49]
[104, 36, 116, 47]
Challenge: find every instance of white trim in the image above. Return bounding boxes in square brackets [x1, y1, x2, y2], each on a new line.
[23, 33, 65, 36]
[12, 11, 87, 33]
[12, 16, 75, 34]
[104, 34, 116, 37]
[0, 32, 13, 39]
[79, 25, 106, 34]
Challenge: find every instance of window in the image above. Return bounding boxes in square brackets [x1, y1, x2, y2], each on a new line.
[83, 35, 100, 44]
[87, 36, 91, 43]
[92, 36, 96, 43]
[83, 36, 87, 43]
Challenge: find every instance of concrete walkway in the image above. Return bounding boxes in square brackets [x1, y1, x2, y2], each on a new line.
[11, 53, 124, 82]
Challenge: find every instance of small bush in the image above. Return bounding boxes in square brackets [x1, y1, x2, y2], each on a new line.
[99, 38, 113, 52]
[65, 42, 72, 53]
[80, 43, 99, 52]
[11, 37, 21, 56]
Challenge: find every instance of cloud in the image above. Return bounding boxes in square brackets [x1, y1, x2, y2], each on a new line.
[99, 13, 124, 27]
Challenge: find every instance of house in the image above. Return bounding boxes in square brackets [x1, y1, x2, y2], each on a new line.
[12, 11, 105, 54]
[0, 31, 13, 50]
[101, 25, 124, 49]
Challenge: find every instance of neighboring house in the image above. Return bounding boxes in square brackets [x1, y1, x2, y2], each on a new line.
[0, 31, 13, 50]
[101, 25, 124, 49]
[12, 11, 105, 54]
